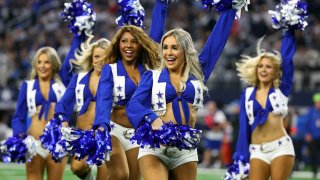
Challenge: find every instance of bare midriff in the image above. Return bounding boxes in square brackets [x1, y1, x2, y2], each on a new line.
[251, 113, 287, 144]
[76, 102, 96, 130]
[159, 102, 198, 128]
[28, 103, 56, 139]
[111, 106, 132, 128]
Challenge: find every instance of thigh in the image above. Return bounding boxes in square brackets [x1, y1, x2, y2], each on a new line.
[249, 159, 270, 180]
[270, 155, 294, 180]
[26, 155, 45, 180]
[108, 136, 129, 177]
[46, 155, 67, 180]
[125, 147, 141, 180]
[97, 163, 109, 180]
[139, 155, 168, 180]
[70, 156, 89, 172]
[170, 161, 197, 180]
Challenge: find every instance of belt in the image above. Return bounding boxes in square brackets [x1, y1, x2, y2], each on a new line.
[259, 136, 291, 153]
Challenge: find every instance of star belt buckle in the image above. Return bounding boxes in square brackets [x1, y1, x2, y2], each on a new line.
[123, 129, 135, 139]
[260, 142, 276, 153]
[163, 146, 180, 158]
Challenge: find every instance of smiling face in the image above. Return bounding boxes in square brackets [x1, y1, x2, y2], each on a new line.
[257, 57, 276, 85]
[36, 53, 53, 81]
[119, 31, 141, 64]
[162, 35, 185, 73]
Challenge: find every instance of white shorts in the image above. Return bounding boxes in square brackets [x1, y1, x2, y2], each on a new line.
[35, 140, 50, 159]
[138, 145, 198, 170]
[249, 135, 295, 164]
[110, 122, 139, 151]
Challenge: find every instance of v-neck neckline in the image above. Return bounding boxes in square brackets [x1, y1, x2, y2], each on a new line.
[118, 60, 143, 87]
[80, 69, 95, 98]
[34, 78, 53, 101]
[251, 86, 272, 110]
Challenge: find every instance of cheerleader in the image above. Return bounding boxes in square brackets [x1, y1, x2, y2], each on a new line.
[126, 3, 238, 180]
[54, 36, 110, 180]
[10, 47, 68, 180]
[227, 0, 308, 179]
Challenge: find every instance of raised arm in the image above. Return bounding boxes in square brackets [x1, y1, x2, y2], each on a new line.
[59, 35, 86, 86]
[199, 9, 236, 83]
[279, 29, 296, 96]
[149, 0, 169, 43]
[92, 65, 113, 131]
[126, 70, 158, 129]
[11, 82, 28, 136]
[54, 75, 78, 123]
[232, 90, 251, 161]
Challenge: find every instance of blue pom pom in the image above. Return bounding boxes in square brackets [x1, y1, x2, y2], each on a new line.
[224, 157, 250, 180]
[40, 118, 68, 162]
[198, 0, 232, 12]
[61, 0, 96, 36]
[0, 134, 38, 163]
[87, 129, 112, 166]
[131, 121, 201, 150]
[268, 0, 308, 30]
[61, 127, 112, 166]
[63, 128, 95, 160]
[131, 122, 161, 148]
[116, 0, 145, 28]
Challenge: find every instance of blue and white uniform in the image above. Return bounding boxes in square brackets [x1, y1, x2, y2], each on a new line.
[233, 30, 296, 164]
[55, 69, 96, 123]
[11, 79, 66, 136]
[92, 0, 168, 151]
[11, 34, 85, 136]
[127, 9, 237, 128]
[126, 9, 236, 167]
[93, 0, 169, 130]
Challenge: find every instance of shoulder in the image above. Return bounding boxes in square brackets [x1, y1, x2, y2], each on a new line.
[101, 64, 113, 74]
[244, 87, 254, 96]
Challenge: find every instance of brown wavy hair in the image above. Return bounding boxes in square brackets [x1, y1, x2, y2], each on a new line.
[98, 25, 161, 70]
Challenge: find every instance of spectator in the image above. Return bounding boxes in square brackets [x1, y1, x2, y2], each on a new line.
[200, 100, 227, 168]
[305, 92, 320, 179]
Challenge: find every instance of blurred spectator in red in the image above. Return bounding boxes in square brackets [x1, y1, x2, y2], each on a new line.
[200, 100, 227, 168]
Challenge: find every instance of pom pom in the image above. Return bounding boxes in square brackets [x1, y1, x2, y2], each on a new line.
[61, 0, 96, 36]
[87, 129, 112, 166]
[268, 0, 308, 30]
[40, 118, 68, 162]
[116, 0, 145, 28]
[197, 0, 232, 13]
[224, 158, 250, 180]
[61, 127, 94, 160]
[232, 0, 250, 19]
[0, 134, 38, 163]
[130, 122, 161, 148]
[51, 139, 68, 162]
[131, 121, 202, 150]
[61, 127, 112, 166]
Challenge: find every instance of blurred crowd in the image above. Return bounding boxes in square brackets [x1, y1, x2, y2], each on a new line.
[0, 0, 319, 173]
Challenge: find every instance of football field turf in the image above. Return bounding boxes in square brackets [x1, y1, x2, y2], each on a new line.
[0, 163, 319, 180]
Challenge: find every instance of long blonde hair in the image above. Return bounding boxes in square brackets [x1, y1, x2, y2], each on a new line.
[72, 35, 110, 72]
[30, 46, 61, 81]
[98, 25, 160, 70]
[236, 37, 282, 88]
[159, 28, 208, 92]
